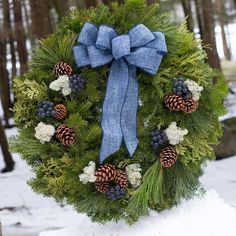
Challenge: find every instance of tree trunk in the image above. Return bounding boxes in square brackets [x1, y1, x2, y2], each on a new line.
[118, 0, 124, 4]
[0, 28, 11, 126]
[181, 0, 194, 32]
[53, 0, 70, 20]
[85, 0, 97, 7]
[200, 0, 221, 70]
[103, 0, 112, 7]
[0, 117, 14, 173]
[13, 0, 28, 75]
[146, 0, 156, 4]
[0, 221, 2, 236]
[194, 0, 203, 37]
[2, 0, 17, 78]
[23, 0, 35, 48]
[215, 0, 231, 60]
[29, 0, 53, 40]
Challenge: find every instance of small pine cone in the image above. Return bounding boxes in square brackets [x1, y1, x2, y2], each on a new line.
[56, 124, 76, 146]
[182, 99, 199, 113]
[95, 182, 109, 193]
[114, 170, 128, 189]
[95, 164, 116, 182]
[53, 104, 68, 120]
[165, 94, 186, 111]
[160, 146, 178, 168]
[53, 61, 73, 76]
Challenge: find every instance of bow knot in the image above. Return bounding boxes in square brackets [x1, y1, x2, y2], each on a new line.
[73, 22, 167, 163]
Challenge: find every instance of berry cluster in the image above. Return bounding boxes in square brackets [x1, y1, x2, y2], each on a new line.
[150, 130, 168, 150]
[106, 185, 126, 200]
[69, 74, 86, 93]
[37, 101, 55, 118]
[172, 78, 192, 99]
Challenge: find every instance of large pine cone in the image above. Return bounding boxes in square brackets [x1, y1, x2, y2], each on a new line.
[182, 99, 198, 113]
[114, 170, 128, 189]
[165, 94, 186, 111]
[160, 146, 178, 168]
[56, 124, 76, 146]
[53, 61, 73, 76]
[53, 104, 68, 120]
[95, 164, 116, 182]
[95, 182, 109, 193]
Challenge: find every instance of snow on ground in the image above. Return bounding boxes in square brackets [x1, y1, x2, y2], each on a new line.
[39, 190, 236, 236]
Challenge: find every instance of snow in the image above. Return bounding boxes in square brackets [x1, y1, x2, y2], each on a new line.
[39, 190, 236, 236]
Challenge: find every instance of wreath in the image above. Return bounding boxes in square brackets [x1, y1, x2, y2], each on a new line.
[10, 0, 228, 224]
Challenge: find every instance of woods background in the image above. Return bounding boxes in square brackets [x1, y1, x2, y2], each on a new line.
[0, 0, 236, 171]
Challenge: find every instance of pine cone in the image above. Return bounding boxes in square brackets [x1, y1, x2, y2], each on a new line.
[95, 164, 116, 182]
[165, 94, 186, 111]
[182, 99, 198, 113]
[114, 170, 128, 189]
[56, 124, 76, 146]
[95, 182, 109, 193]
[53, 61, 73, 76]
[160, 146, 178, 168]
[53, 104, 68, 120]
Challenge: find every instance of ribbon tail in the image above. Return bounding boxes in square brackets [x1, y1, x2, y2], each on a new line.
[99, 59, 129, 163]
[121, 65, 139, 156]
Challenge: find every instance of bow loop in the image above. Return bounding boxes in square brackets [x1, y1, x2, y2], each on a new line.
[73, 22, 167, 163]
[96, 25, 117, 51]
[78, 22, 98, 46]
[129, 24, 155, 47]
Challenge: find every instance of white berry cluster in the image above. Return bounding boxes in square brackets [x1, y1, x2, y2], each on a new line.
[34, 122, 55, 144]
[165, 122, 188, 146]
[185, 79, 203, 101]
[49, 75, 71, 96]
[125, 164, 142, 188]
[79, 161, 96, 184]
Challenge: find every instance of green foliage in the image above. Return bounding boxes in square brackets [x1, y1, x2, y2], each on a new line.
[127, 160, 164, 222]
[10, 0, 228, 225]
[13, 71, 48, 127]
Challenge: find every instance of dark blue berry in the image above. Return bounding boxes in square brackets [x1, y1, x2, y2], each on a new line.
[150, 129, 168, 150]
[172, 77, 192, 99]
[37, 101, 55, 118]
[107, 185, 126, 200]
[69, 74, 86, 93]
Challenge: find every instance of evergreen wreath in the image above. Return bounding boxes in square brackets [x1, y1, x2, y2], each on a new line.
[10, 0, 228, 224]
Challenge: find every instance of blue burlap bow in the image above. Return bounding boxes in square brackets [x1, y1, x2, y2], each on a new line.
[73, 22, 167, 163]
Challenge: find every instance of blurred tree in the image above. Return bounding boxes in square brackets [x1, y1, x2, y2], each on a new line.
[147, 0, 157, 4]
[215, 0, 231, 60]
[2, 0, 17, 78]
[194, 0, 203, 36]
[0, 28, 11, 127]
[85, 0, 97, 7]
[29, 0, 53, 39]
[181, 0, 194, 32]
[0, 117, 14, 173]
[13, 0, 28, 74]
[200, 0, 221, 70]
[53, 0, 70, 19]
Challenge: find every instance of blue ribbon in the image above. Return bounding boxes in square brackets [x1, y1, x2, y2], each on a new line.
[73, 23, 167, 163]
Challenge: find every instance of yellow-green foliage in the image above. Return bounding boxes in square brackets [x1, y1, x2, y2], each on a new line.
[10, 0, 228, 224]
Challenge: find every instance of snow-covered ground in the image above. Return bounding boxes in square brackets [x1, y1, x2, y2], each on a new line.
[0, 125, 236, 236]
[39, 190, 236, 236]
